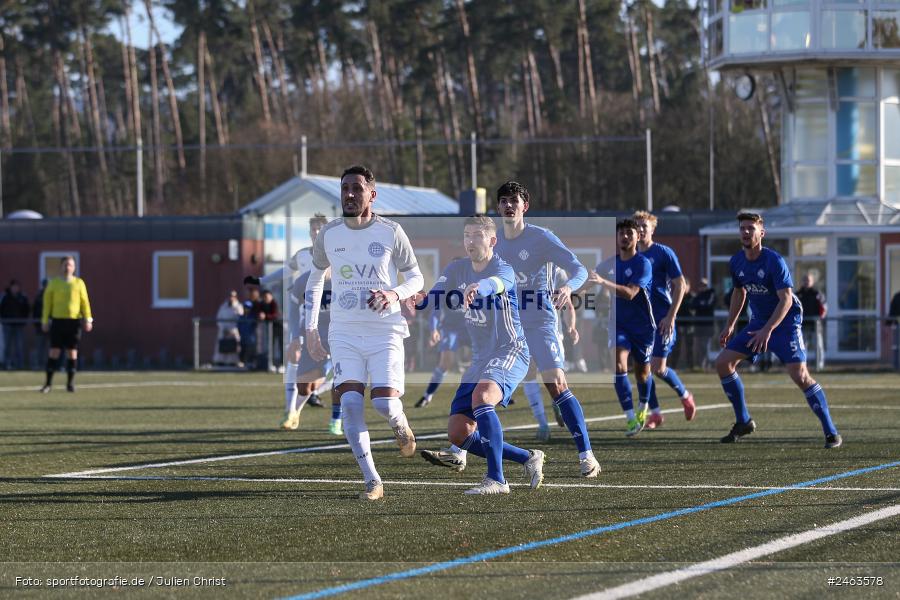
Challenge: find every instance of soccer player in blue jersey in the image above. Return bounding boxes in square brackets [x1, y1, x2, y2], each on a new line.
[632, 211, 696, 429]
[715, 213, 841, 448]
[416, 258, 470, 408]
[590, 219, 655, 437]
[419, 216, 545, 494]
[493, 181, 600, 477]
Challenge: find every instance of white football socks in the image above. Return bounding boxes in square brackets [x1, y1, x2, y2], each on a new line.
[373, 396, 405, 429]
[340, 390, 380, 483]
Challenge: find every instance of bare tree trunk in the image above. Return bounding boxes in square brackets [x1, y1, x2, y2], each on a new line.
[119, 20, 134, 140]
[527, 50, 544, 134]
[429, 50, 460, 196]
[204, 45, 234, 196]
[625, 15, 640, 105]
[54, 52, 81, 216]
[82, 32, 108, 175]
[415, 100, 425, 187]
[149, 39, 165, 210]
[0, 34, 10, 148]
[757, 84, 781, 202]
[547, 38, 565, 96]
[441, 52, 466, 189]
[345, 57, 375, 131]
[124, 8, 141, 141]
[643, 2, 661, 114]
[628, 12, 646, 124]
[198, 31, 207, 201]
[145, 0, 185, 169]
[248, 2, 272, 124]
[577, 0, 599, 132]
[522, 59, 536, 138]
[262, 20, 294, 133]
[367, 20, 399, 180]
[454, 0, 484, 139]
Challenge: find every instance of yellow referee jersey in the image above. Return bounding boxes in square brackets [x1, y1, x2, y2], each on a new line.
[42, 277, 93, 323]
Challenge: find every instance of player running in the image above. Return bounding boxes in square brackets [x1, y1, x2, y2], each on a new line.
[590, 219, 655, 437]
[716, 213, 841, 448]
[633, 211, 696, 429]
[419, 216, 544, 495]
[493, 181, 599, 477]
[304, 165, 424, 501]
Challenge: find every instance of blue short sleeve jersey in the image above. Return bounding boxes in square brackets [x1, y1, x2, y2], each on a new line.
[597, 254, 655, 329]
[641, 242, 683, 322]
[495, 223, 588, 324]
[730, 247, 802, 330]
[427, 255, 526, 365]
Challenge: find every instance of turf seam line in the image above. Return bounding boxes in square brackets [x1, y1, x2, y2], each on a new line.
[576, 503, 900, 600]
[281, 460, 900, 600]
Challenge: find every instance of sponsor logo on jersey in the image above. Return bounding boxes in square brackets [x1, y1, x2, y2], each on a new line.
[368, 242, 386, 257]
[334, 247, 346, 252]
[339, 263, 379, 279]
[516, 271, 528, 284]
[738, 271, 745, 277]
[518, 249, 529, 260]
[744, 283, 770, 294]
[338, 290, 358, 310]
[465, 307, 487, 325]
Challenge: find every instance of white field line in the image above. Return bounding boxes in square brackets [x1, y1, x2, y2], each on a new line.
[575, 503, 900, 600]
[43, 405, 730, 478]
[4, 380, 900, 393]
[52, 474, 900, 493]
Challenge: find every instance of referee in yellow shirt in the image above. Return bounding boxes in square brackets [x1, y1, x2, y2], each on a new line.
[41, 256, 93, 393]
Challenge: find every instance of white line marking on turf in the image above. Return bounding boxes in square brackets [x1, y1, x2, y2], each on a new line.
[0, 381, 269, 392]
[575, 503, 900, 600]
[44, 405, 733, 478]
[51, 474, 900, 493]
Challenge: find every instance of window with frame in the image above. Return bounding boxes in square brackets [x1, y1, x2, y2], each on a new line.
[153, 251, 193, 308]
[40, 251, 80, 283]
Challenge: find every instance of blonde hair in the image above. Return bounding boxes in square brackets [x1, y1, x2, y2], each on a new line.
[632, 210, 657, 225]
[464, 215, 496, 233]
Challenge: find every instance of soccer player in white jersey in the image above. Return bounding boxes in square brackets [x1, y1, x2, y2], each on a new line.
[304, 165, 424, 501]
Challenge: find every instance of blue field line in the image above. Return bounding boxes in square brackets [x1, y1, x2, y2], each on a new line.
[283, 460, 900, 600]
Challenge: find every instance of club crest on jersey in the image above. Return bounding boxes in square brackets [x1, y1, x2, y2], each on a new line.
[757, 269, 765, 278]
[368, 242, 386, 257]
[338, 290, 358, 310]
[437, 276, 447, 284]
[518, 249, 529, 260]
[625, 268, 632, 277]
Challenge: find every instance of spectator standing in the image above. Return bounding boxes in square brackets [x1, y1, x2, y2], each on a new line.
[258, 289, 280, 370]
[1, 279, 30, 369]
[239, 287, 262, 368]
[797, 273, 827, 368]
[214, 290, 244, 366]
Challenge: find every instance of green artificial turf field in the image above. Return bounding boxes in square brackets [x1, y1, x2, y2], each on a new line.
[1, 370, 898, 599]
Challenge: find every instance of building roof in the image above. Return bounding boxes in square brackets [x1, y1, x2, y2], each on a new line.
[699, 198, 900, 235]
[239, 174, 459, 216]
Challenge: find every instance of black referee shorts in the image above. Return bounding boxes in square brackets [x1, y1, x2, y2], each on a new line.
[49, 319, 82, 350]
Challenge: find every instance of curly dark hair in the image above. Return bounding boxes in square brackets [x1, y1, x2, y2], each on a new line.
[341, 165, 375, 184]
[496, 181, 529, 204]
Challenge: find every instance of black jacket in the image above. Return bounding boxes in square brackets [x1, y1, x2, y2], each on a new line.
[0, 290, 30, 325]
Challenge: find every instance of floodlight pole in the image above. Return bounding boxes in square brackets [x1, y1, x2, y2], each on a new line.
[301, 135, 308, 177]
[470, 131, 477, 189]
[645, 128, 653, 212]
[136, 137, 144, 217]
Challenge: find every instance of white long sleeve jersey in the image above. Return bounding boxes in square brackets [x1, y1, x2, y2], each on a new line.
[308, 215, 420, 338]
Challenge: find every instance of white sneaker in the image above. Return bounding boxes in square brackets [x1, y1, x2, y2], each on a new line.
[464, 476, 510, 495]
[360, 480, 384, 501]
[391, 415, 416, 458]
[523, 450, 545, 489]
[421, 448, 467, 472]
[580, 454, 601, 478]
